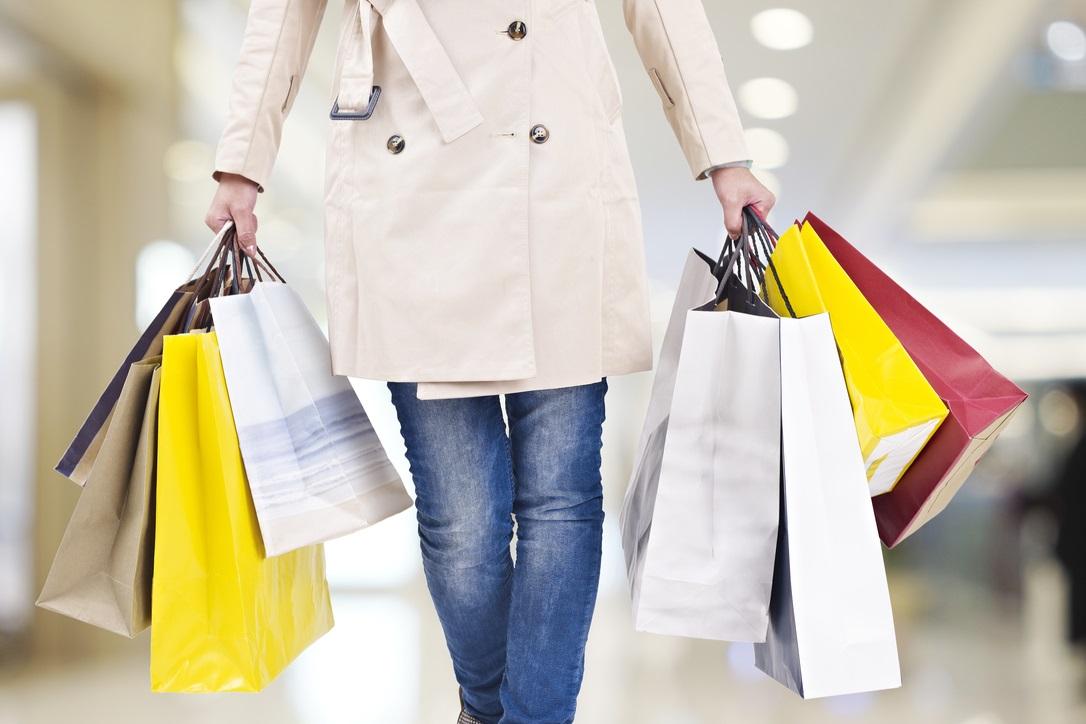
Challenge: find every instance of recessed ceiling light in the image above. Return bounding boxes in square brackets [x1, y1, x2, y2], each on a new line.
[739, 77, 798, 119]
[751, 8, 814, 51]
[744, 128, 789, 169]
[1046, 20, 1086, 62]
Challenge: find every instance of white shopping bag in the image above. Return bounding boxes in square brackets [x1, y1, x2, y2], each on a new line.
[620, 248, 781, 642]
[210, 281, 412, 557]
[754, 313, 902, 697]
[619, 250, 717, 579]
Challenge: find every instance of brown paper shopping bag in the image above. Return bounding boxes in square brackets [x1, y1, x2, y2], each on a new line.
[37, 357, 162, 637]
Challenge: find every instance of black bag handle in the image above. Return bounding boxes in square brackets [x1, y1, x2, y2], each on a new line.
[736, 207, 798, 319]
[710, 210, 769, 308]
[711, 221, 751, 306]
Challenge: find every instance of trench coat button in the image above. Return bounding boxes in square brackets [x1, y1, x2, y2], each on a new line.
[507, 20, 527, 40]
[530, 124, 550, 144]
[387, 134, 405, 154]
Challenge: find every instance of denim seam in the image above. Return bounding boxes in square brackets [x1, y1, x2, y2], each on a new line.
[501, 398, 519, 513]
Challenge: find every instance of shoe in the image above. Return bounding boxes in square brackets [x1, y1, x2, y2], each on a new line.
[457, 686, 486, 724]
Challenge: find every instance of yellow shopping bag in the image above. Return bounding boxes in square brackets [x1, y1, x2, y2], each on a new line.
[151, 330, 334, 692]
[764, 222, 947, 494]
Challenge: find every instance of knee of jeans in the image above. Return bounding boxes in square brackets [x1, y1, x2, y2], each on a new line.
[416, 501, 512, 569]
[514, 488, 604, 524]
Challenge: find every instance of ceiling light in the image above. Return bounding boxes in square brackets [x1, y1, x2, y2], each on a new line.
[738, 77, 798, 119]
[751, 9, 814, 51]
[1046, 20, 1086, 62]
[744, 128, 789, 169]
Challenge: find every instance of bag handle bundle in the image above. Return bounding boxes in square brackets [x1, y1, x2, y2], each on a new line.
[709, 207, 797, 318]
[754, 210, 797, 318]
[179, 224, 287, 333]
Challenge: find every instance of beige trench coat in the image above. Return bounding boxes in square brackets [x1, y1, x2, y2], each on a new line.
[214, 0, 749, 399]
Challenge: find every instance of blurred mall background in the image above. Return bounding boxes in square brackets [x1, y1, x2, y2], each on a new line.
[2, 0, 1085, 722]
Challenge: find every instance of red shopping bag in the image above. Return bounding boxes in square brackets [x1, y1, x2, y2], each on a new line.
[805, 213, 1028, 547]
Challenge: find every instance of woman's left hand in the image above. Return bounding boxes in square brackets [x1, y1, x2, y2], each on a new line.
[709, 166, 776, 238]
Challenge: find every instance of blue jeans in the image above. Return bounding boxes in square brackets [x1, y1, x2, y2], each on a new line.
[387, 379, 609, 724]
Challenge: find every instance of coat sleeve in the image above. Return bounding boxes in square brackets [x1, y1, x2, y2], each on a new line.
[213, 0, 329, 192]
[622, 0, 750, 180]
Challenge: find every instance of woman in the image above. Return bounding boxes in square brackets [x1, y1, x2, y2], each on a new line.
[205, 1, 774, 721]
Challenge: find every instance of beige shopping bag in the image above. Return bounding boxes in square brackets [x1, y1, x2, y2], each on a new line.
[36, 357, 162, 637]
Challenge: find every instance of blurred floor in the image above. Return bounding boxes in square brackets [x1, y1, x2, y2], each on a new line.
[2, 511, 1084, 724]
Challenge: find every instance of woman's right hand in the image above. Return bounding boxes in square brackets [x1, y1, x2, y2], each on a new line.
[205, 172, 261, 255]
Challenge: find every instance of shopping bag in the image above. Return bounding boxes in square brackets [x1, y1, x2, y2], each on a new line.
[54, 285, 192, 486]
[209, 281, 411, 557]
[764, 222, 948, 495]
[150, 330, 334, 692]
[754, 313, 901, 698]
[620, 234, 780, 642]
[805, 213, 1028, 546]
[36, 357, 161, 636]
[55, 223, 236, 486]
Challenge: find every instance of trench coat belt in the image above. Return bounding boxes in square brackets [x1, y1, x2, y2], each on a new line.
[336, 0, 484, 143]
